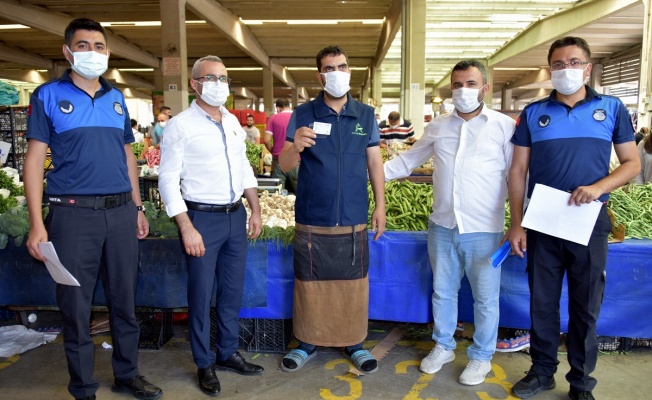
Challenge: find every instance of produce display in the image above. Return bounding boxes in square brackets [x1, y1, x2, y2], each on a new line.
[243, 191, 295, 229]
[608, 184, 652, 239]
[131, 142, 144, 159]
[369, 180, 433, 231]
[246, 142, 264, 173]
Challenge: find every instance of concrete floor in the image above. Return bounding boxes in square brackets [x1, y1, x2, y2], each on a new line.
[1, 314, 651, 400]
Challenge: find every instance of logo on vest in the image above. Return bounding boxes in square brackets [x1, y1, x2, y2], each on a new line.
[48, 197, 61, 202]
[593, 109, 606, 122]
[58, 100, 74, 114]
[538, 115, 550, 128]
[114, 102, 124, 115]
[351, 123, 367, 136]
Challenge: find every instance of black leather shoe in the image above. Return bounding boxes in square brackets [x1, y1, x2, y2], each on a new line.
[569, 387, 595, 400]
[198, 366, 221, 396]
[511, 370, 555, 398]
[112, 375, 163, 400]
[215, 351, 264, 375]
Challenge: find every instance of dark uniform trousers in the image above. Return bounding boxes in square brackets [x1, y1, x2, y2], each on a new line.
[47, 203, 140, 399]
[184, 205, 248, 369]
[526, 205, 611, 392]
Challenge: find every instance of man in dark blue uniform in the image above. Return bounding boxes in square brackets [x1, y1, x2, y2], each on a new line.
[507, 37, 640, 400]
[24, 18, 162, 400]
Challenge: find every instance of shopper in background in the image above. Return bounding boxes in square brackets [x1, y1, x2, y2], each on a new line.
[635, 126, 648, 145]
[633, 127, 652, 184]
[243, 114, 260, 144]
[131, 119, 144, 143]
[151, 112, 169, 148]
[158, 55, 263, 397]
[379, 111, 415, 147]
[508, 36, 639, 400]
[160, 105, 172, 118]
[23, 18, 161, 400]
[277, 45, 386, 373]
[384, 59, 514, 386]
[264, 98, 293, 172]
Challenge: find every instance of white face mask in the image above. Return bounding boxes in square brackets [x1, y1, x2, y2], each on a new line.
[551, 67, 588, 96]
[158, 121, 167, 128]
[452, 87, 484, 114]
[321, 71, 351, 98]
[66, 46, 108, 80]
[198, 81, 230, 107]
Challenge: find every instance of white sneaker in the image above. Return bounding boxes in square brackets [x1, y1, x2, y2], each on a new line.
[459, 359, 492, 385]
[420, 344, 455, 374]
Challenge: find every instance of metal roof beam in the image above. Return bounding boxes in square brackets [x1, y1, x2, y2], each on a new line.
[0, 0, 160, 68]
[373, 0, 402, 69]
[489, 0, 641, 66]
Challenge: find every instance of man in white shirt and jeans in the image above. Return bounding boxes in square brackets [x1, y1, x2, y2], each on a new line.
[384, 59, 515, 386]
[158, 55, 263, 397]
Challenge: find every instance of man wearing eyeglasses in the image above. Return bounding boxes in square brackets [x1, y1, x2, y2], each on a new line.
[158, 55, 263, 397]
[508, 37, 639, 400]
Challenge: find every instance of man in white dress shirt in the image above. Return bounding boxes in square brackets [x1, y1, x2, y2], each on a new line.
[158, 55, 263, 397]
[384, 60, 515, 386]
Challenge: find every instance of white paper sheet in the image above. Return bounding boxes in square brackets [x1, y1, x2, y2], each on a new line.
[37, 242, 81, 286]
[0, 141, 11, 165]
[521, 184, 602, 246]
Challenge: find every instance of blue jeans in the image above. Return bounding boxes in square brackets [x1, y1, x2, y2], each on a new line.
[427, 222, 502, 361]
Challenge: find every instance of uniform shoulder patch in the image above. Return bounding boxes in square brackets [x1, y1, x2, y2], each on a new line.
[114, 102, 124, 115]
[538, 115, 550, 128]
[58, 100, 74, 114]
[593, 109, 606, 122]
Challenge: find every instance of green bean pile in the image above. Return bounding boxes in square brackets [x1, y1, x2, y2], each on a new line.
[608, 184, 652, 239]
[368, 181, 433, 231]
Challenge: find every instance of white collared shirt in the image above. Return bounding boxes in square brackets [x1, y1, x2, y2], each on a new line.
[158, 100, 258, 218]
[384, 107, 515, 234]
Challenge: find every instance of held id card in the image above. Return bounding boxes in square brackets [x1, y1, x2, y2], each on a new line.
[311, 121, 332, 137]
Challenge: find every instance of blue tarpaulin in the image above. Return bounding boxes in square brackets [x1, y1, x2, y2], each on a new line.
[1, 234, 651, 338]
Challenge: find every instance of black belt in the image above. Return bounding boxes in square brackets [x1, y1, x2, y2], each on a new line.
[48, 192, 132, 209]
[185, 199, 241, 214]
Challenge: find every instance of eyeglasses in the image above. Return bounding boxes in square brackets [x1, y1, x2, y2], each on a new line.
[549, 61, 590, 71]
[194, 75, 231, 84]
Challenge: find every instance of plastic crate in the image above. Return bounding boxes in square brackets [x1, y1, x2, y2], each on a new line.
[136, 307, 174, 349]
[210, 309, 292, 353]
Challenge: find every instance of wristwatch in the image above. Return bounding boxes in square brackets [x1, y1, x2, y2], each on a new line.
[136, 205, 145, 212]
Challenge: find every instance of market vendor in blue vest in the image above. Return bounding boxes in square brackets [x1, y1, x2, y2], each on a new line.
[508, 37, 639, 400]
[277, 45, 386, 373]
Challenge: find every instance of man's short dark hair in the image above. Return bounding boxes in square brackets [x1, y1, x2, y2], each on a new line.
[160, 106, 171, 113]
[275, 98, 290, 108]
[547, 36, 591, 64]
[316, 46, 349, 72]
[246, 114, 254, 119]
[64, 18, 107, 47]
[452, 60, 488, 85]
[130, 119, 137, 128]
[388, 111, 400, 122]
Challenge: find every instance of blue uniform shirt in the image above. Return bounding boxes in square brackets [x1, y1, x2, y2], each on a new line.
[512, 86, 634, 202]
[27, 70, 134, 195]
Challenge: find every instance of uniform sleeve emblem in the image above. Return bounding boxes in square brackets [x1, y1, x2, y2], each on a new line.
[113, 102, 124, 115]
[58, 100, 74, 114]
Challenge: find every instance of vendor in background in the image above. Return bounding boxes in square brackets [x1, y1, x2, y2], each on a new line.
[384, 59, 514, 386]
[242, 114, 260, 144]
[23, 17, 161, 400]
[633, 127, 652, 184]
[379, 111, 415, 147]
[158, 55, 263, 397]
[264, 98, 293, 172]
[131, 119, 144, 143]
[508, 36, 639, 400]
[151, 112, 169, 148]
[160, 105, 172, 118]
